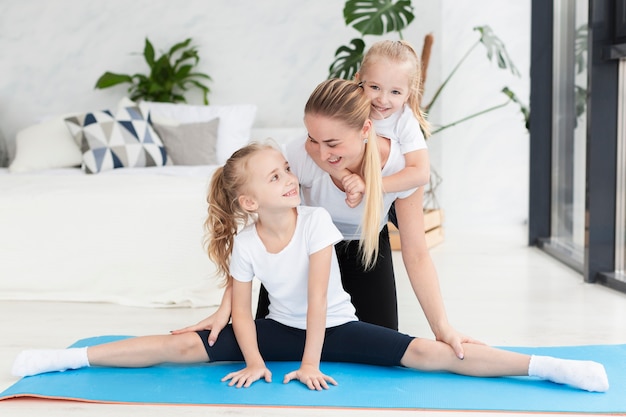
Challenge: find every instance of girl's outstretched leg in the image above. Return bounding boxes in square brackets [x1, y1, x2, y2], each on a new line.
[12, 332, 209, 377]
[400, 338, 608, 392]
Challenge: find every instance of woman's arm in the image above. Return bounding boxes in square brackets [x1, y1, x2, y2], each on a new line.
[394, 187, 479, 359]
[221, 279, 272, 388]
[283, 245, 338, 390]
[170, 282, 232, 346]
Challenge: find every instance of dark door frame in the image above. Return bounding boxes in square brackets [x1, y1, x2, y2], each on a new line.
[529, 0, 625, 293]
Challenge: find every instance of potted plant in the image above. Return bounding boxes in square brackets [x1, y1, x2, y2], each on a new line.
[94, 37, 212, 104]
[328, 0, 529, 248]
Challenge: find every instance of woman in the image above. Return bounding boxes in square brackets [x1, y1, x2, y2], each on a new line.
[254, 78, 472, 359]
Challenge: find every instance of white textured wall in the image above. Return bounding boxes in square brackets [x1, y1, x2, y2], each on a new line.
[0, 0, 530, 229]
[0, 0, 439, 151]
[433, 1, 531, 229]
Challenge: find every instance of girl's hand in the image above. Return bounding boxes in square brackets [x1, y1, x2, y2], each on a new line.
[222, 364, 272, 388]
[345, 190, 364, 208]
[283, 364, 338, 390]
[170, 307, 231, 347]
[435, 325, 485, 360]
[341, 173, 365, 208]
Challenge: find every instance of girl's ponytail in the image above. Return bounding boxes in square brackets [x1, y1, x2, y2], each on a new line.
[204, 143, 272, 285]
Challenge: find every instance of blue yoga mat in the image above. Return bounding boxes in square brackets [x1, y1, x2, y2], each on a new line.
[1, 336, 625, 413]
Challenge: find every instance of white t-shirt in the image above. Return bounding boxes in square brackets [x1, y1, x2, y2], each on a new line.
[286, 137, 416, 240]
[373, 104, 427, 154]
[230, 205, 357, 330]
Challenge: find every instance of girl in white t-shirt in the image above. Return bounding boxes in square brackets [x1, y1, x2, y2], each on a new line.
[335, 40, 431, 207]
[12, 142, 608, 392]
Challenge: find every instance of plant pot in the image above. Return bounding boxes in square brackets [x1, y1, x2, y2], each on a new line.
[388, 208, 444, 250]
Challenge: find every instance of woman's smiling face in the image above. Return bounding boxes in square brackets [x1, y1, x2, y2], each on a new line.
[303, 113, 371, 176]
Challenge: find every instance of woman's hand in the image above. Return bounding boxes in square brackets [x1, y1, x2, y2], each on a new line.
[283, 364, 337, 390]
[170, 306, 231, 347]
[222, 364, 272, 388]
[435, 324, 485, 360]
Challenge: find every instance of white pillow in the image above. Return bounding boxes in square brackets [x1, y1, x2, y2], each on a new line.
[140, 101, 257, 164]
[9, 115, 82, 173]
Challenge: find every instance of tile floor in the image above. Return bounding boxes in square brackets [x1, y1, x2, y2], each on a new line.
[1, 224, 625, 417]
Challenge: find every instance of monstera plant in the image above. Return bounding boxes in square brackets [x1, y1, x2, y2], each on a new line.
[329, 0, 414, 80]
[95, 37, 212, 104]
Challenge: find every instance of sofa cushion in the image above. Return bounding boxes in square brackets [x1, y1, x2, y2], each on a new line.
[65, 106, 169, 174]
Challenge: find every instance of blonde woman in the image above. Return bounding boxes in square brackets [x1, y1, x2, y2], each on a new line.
[257, 78, 452, 348]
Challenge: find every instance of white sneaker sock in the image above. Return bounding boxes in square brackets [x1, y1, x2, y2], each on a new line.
[11, 347, 90, 377]
[528, 355, 609, 392]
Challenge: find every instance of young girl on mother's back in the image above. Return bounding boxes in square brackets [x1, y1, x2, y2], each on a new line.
[338, 39, 431, 207]
[12, 142, 609, 393]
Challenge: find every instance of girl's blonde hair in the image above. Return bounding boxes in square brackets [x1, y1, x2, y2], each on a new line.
[359, 39, 431, 138]
[304, 78, 383, 270]
[204, 142, 276, 286]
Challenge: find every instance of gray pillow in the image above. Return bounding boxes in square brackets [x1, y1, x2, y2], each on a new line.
[152, 118, 220, 165]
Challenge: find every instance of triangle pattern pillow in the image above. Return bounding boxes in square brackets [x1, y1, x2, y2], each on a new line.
[65, 106, 169, 174]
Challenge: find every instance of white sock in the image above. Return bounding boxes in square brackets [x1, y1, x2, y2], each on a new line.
[528, 355, 609, 392]
[11, 347, 90, 377]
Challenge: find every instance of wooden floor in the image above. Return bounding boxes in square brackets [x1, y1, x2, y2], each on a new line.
[1, 224, 625, 417]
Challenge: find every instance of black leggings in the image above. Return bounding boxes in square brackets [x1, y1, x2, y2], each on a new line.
[197, 319, 413, 366]
[256, 225, 399, 330]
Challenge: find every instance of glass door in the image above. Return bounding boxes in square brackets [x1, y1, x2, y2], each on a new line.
[544, 0, 588, 271]
[615, 59, 626, 281]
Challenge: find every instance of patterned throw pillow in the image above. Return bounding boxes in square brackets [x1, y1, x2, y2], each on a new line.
[65, 106, 168, 174]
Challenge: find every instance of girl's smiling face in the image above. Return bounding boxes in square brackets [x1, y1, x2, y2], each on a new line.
[303, 113, 371, 176]
[358, 58, 412, 120]
[243, 148, 300, 212]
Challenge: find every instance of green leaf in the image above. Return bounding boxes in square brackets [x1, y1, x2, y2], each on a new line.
[328, 38, 366, 80]
[144, 38, 155, 67]
[168, 38, 192, 56]
[502, 87, 530, 130]
[574, 84, 587, 119]
[151, 55, 174, 84]
[94, 72, 133, 89]
[185, 79, 211, 104]
[170, 92, 187, 103]
[575, 23, 588, 75]
[175, 64, 193, 80]
[187, 72, 212, 81]
[474, 25, 520, 77]
[344, 0, 414, 36]
[174, 49, 200, 69]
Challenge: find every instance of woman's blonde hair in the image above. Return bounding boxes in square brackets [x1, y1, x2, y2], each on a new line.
[204, 142, 276, 286]
[359, 39, 431, 138]
[304, 78, 383, 270]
